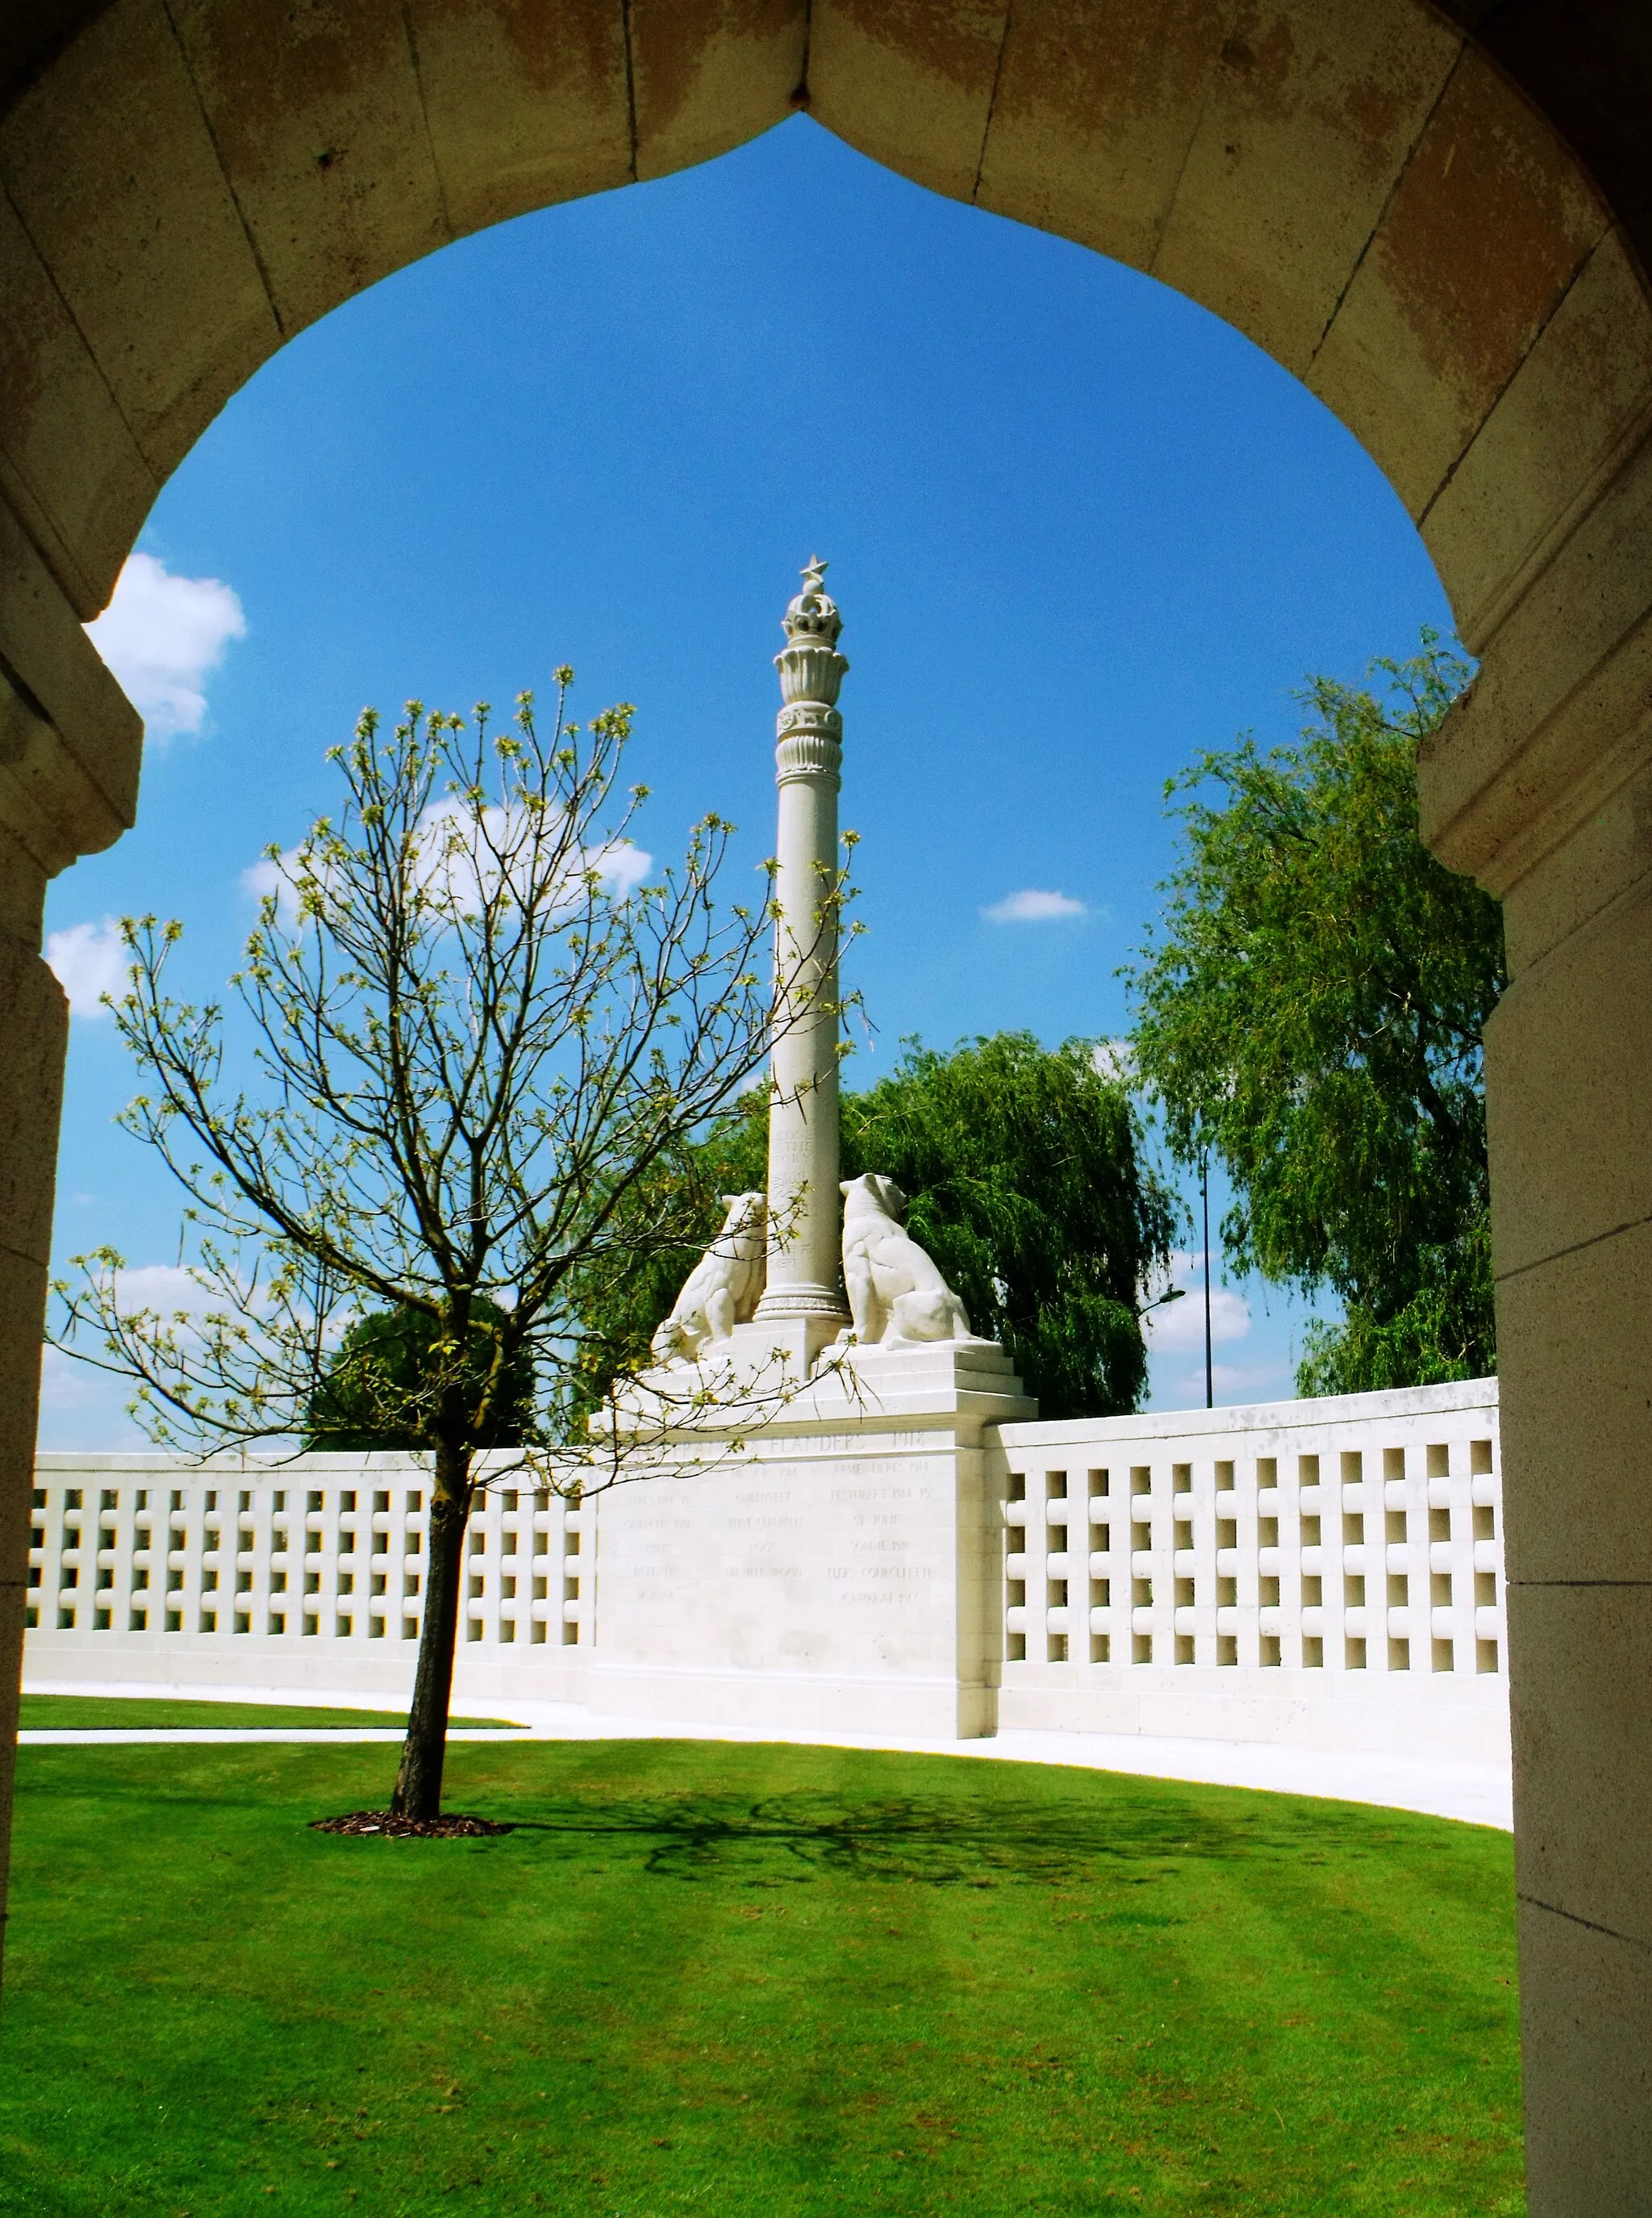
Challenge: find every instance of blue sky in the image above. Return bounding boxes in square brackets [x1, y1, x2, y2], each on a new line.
[40, 115, 1455, 1447]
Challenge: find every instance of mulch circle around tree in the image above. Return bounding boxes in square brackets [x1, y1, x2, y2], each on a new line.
[311, 1811, 514, 1839]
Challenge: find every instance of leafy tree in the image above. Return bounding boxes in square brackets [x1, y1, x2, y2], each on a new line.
[572, 1033, 1180, 1421]
[1123, 635, 1504, 1395]
[304, 1301, 537, 1452]
[54, 677, 849, 1820]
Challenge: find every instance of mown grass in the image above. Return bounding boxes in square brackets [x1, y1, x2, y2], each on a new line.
[0, 1740, 1523, 2216]
[17, 1696, 519, 1732]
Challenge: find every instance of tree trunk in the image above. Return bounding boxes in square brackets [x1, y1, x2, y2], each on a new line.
[390, 1443, 471, 1819]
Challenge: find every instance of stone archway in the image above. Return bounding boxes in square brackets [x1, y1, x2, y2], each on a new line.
[2, 6, 1649, 2208]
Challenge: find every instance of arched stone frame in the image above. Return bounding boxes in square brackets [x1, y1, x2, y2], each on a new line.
[0, 5, 1648, 2208]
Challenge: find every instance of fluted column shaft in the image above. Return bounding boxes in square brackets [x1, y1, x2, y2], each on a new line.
[755, 566, 850, 1335]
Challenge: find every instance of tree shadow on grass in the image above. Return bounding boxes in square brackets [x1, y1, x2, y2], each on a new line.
[503, 1790, 1400, 1889]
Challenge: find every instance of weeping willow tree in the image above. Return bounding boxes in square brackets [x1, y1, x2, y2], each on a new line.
[1124, 637, 1504, 1394]
[53, 676, 852, 1821]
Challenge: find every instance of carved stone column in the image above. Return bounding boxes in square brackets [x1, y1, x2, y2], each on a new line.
[753, 561, 851, 1355]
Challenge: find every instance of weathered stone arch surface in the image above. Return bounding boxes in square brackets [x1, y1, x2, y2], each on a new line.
[1, 6, 1648, 2207]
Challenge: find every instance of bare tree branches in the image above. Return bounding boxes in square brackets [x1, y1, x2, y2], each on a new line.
[53, 677, 857, 1485]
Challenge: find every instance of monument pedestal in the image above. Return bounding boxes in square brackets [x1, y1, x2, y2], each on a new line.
[588, 1341, 1033, 1740]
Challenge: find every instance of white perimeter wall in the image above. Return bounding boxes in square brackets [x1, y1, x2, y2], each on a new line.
[24, 1380, 1506, 1769]
[992, 1379, 1506, 1764]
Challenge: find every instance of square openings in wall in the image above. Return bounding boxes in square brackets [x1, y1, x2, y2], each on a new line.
[1260, 1635, 1281, 1667]
[1133, 1632, 1152, 1664]
[1474, 1503, 1496, 1543]
[234, 1610, 251, 1635]
[1427, 1443, 1450, 1479]
[1088, 1469, 1109, 1502]
[93, 1608, 111, 1631]
[1471, 1439, 1492, 1476]
[1131, 1466, 1151, 1497]
[1090, 1631, 1110, 1663]
[1217, 1635, 1237, 1667]
[1303, 1636, 1323, 1668]
[1432, 1637, 1453, 1672]
[1430, 1506, 1451, 1543]
[1172, 1463, 1191, 1495]
[336, 1614, 353, 1639]
[1477, 1639, 1500, 1673]
[1389, 1637, 1410, 1671]
[1174, 1634, 1195, 1665]
[1047, 1632, 1068, 1663]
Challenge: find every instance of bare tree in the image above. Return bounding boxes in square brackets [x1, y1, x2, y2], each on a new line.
[53, 677, 853, 1819]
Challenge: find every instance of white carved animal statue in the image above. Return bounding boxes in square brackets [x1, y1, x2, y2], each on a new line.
[650, 1192, 767, 1363]
[840, 1173, 973, 1347]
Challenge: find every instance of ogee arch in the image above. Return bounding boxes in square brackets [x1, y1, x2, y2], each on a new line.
[1, 6, 1650, 2207]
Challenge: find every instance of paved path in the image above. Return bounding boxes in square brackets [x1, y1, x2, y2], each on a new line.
[21, 1678, 1512, 1830]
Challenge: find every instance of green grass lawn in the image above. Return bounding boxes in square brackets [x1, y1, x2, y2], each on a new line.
[17, 1696, 522, 1731]
[0, 1740, 1523, 2216]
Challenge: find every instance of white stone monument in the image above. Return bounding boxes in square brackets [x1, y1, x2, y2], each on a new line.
[590, 563, 1033, 1740]
[751, 558, 853, 1365]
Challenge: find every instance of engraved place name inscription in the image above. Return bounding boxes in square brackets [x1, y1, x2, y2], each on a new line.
[827, 1564, 933, 1581]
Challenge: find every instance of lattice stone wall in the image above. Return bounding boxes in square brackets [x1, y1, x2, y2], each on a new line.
[23, 1453, 586, 1697]
[991, 1379, 1505, 1758]
[26, 1385, 1506, 1764]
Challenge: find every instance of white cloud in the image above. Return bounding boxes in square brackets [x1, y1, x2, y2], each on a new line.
[982, 888, 1088, 924]
[45, 915, 129, 1017]
[85, 552, 246, 739]
[1142, 1250, 1252, 1353]
[244, 803, 650, 926]
[107, 1262, 214, 1313]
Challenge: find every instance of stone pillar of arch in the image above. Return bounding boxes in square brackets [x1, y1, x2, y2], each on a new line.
[0, 2, 1650, 2207]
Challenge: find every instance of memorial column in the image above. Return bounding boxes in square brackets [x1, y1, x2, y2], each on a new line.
[753, 560, 851, 1355]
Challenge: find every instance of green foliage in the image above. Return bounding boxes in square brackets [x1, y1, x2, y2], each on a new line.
[571, 1034, 1179, 1422]
[1124, 636, 1504, 1394]
[2, 1739, 1525, 2215]
[303, 1301, 538, 1452]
